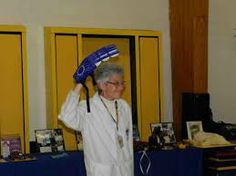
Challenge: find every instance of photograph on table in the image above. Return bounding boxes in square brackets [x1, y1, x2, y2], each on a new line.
[0, 134, 22, 158]
[35, 128, 65, 153]
[150, 122, 176, 145]
[186, 121, 203, 140]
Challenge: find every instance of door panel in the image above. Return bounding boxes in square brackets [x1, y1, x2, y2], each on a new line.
[0, 33, 25, 150]
[55, 34, 78, 150]
[139, 37, 160, 141]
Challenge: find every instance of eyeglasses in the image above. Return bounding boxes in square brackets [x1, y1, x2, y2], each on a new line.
[106, 81, 126, 87]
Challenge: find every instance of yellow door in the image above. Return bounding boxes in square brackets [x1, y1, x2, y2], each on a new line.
[55, 34, 78, 150]
[139, 37, 161, 141]
[0, 33, 25, 151]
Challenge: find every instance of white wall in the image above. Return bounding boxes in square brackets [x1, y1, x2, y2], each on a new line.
[0, 0, 172, 140]
[209, 0, 236, 123]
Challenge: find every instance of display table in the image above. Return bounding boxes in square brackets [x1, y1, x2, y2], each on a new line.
[0, 148, 202, 176]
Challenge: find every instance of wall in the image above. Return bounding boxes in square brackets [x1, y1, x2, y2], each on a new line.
[0, 0, 172, 140]
[209, 0, 236, 123]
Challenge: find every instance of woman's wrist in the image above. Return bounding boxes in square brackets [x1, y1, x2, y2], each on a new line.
[73, 83, 83, 94]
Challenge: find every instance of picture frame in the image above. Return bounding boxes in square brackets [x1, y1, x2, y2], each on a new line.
[150, 122, 176, 145]
[186, 121, 203, 140]
[35, 128, 65, 153]
[150, 123, 162, 134]
[0, 134, 22, 158]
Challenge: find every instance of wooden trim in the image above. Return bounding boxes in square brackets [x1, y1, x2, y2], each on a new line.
[21, 29, 29, 153]
[170, 0, 209, 140]
[44, 27, 161, 37]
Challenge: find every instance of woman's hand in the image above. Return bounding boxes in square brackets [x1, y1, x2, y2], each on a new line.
[73, 83, 83, 94]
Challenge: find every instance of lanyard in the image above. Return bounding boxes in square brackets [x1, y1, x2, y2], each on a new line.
[100, 97, 119, 130]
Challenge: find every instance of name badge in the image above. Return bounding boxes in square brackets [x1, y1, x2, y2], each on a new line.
[117, 135, 124, 148]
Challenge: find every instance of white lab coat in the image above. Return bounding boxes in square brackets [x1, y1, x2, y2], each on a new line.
[58, 91, 134, 176]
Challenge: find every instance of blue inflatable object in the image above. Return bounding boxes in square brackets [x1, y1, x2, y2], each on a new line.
[73, 44, 119, 83]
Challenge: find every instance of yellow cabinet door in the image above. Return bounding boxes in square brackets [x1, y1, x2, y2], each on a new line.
[0, 27, 29, 153]
[138, 37, 163, 141]
[55, 34, 79, 150]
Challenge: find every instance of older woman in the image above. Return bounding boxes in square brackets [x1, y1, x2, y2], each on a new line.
[58, 63, 134, 176]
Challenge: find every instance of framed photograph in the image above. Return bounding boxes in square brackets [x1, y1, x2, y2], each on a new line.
[150, 123, 162, 134]
[1, 134, 22, 158]
[150, 122, 176, 145]
[161, 122, 176, 144]
[35, 128, 65, 153]
[186, 121, 203, 140]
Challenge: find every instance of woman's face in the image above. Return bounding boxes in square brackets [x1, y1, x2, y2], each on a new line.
[100, 74, 125, 100]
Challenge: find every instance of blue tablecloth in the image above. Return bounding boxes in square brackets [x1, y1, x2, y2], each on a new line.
[0, 152, 86, 176]
[0, 148, 202, 176]
[134, 148, 203, 176]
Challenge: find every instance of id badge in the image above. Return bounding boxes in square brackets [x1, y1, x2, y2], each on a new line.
[117, 135, 124, 148]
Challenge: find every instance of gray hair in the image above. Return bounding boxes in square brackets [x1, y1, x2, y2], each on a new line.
[94, 63, 124, 84]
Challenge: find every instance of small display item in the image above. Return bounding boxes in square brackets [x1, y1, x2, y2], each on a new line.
[1, 134, 22, 158]
[186, 121, 203, 140]
[0, 158, 7, 163]
[150, 122, 176, 145]
[8, 152, 37, 162]
[35, 129, 65, 153]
